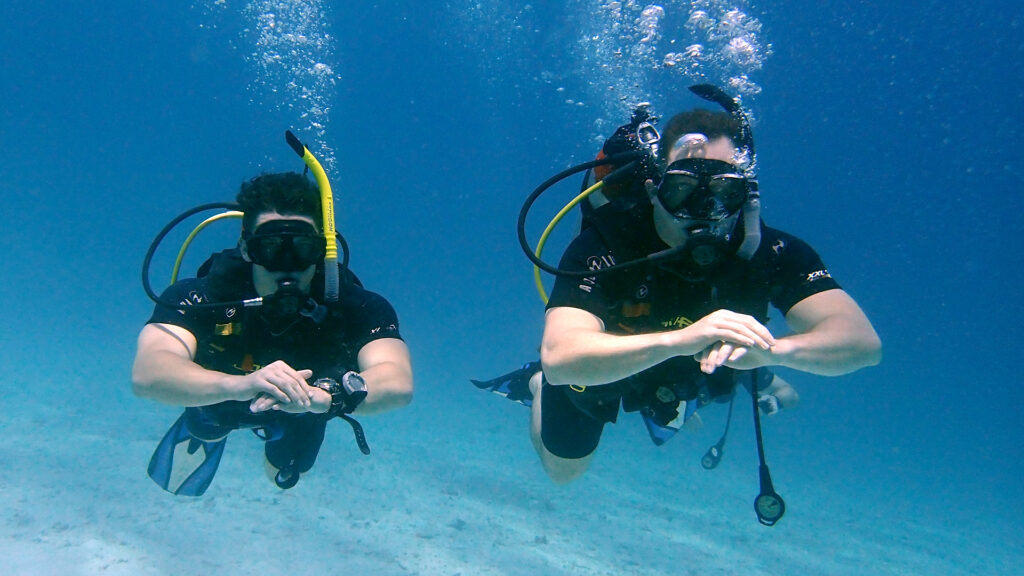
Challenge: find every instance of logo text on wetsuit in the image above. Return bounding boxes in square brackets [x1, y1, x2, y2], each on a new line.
[579, 254, 615, 293]
[177, 291, 205, 315]
[661, 316, 694, 329]
[806, 269, 832, 283]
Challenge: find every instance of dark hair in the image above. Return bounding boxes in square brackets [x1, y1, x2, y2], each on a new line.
[658, 109, 742, 163]
[236, 172, 323, 236]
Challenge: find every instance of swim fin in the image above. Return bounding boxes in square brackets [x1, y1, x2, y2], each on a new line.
[640, 399, 699, 446]
[147, 412, 226, 497]
[471, 361, 540, 407]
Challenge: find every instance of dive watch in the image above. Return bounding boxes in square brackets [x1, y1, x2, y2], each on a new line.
[313, 371, 368, 415]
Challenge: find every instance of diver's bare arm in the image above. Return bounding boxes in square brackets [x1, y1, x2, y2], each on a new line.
[132, 323, 246, 406]
[540, 306, 775, 386]
[352, 337, 413, 415]
[771, 289, 882, 376]
[131, 323, 309, 407]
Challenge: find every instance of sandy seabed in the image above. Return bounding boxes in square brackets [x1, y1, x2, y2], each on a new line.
[2, 385, 1019, 576]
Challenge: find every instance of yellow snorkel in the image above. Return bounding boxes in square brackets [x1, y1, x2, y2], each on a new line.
[285, 130, 340, 302]
[144, 133, 345, 310]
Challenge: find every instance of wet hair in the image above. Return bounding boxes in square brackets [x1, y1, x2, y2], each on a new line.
[658, 109, 742, 164]
[236, 172, 323, 236]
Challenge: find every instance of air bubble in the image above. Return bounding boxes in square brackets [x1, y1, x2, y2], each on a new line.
[241, 0, 340, 171]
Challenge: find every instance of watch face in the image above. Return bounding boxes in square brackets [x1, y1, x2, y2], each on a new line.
[314, 378, 339, 394]
[343, 371, 367, 394]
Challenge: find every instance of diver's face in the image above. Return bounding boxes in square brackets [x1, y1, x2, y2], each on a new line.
[667, 135, 738, 164]
[653, 136, 741, 248]
[242, 212, 319, 297]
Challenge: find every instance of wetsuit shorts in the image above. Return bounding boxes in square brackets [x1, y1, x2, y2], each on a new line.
[186, 404, 329, 475]
[263, 414, 329, 475]
[538, 367, 777, 459]
[540, 380, 618, 459]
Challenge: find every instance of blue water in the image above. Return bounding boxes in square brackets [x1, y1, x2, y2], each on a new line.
[1, 1, 1021, 574]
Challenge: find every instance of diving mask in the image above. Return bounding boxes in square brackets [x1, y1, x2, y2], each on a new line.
[246, 220, 325, 272]
[658, 158, 749, 221]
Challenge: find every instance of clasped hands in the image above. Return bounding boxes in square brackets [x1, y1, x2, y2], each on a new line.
[681, 309, 778, 374]
[232, 360, 330, 414]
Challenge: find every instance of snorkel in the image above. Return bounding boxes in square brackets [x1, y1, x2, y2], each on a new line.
[519, 88, 784, 525]
[519, 85, 761, 302]
[687, 84, 761, 260]
[285, 130, 340, 302]
[142, 132, 346, 310]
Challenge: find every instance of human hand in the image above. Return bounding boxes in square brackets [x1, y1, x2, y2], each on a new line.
[694, 340, 773, 374]
[676, 309, 775, 359]
[236, 361, 313, 408]
[250, 387, 329, 414]
[757, 393, 780, 416]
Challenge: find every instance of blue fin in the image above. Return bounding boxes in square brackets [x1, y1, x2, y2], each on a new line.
[471, 361, 540, 407]
[148, 412, 227, 497]
[641, 400, 698, 446]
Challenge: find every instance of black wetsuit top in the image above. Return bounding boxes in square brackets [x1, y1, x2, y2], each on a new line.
[148, 250, 402, 383]
[545, 222, 840, 424]
[146, 250, 402, 472]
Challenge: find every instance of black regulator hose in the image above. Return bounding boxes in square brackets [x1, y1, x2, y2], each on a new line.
[142, 201, 352, 310]
[141, 202, 261, 310]
[517, 151, 690, 278]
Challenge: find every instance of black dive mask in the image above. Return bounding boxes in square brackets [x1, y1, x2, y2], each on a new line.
[658, 158, 749, 221]
[246, 220, 325, 272]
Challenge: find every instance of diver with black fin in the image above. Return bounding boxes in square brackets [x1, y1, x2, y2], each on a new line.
[476, 85, 881, 525]
[135, 133, 413, 496]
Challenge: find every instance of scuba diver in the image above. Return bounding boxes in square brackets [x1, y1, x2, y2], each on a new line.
[133, 137, 413, 496]
[474, 85, 881, 525]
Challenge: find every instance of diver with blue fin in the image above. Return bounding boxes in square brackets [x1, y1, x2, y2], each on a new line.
[135, 133, 413, 496]
[476, 85, 881, 525]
